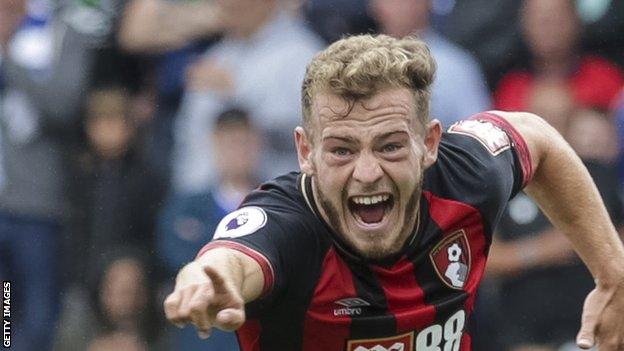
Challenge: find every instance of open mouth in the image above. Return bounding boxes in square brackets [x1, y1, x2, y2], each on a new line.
[348, 194, 394, 225]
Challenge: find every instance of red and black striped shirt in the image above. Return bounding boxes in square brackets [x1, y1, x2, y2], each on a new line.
[198, 112, 533, 351]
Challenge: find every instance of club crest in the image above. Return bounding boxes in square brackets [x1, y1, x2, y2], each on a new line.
[429, 230, 471, 290]
[213, 206, 267, 239]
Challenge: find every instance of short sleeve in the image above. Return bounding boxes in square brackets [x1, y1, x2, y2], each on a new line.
[435, 111, 535, 232]
[448, 111, 534, 194]
[195, 185, 323, 308]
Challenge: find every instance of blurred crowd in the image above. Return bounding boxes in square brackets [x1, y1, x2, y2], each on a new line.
[0, 0, 622, 350]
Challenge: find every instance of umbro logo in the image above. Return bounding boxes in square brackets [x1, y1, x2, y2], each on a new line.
[333, 297, 370, 316]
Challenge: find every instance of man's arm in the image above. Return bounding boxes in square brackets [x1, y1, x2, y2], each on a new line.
[118, 0, 223, 53]
[499, 111, 624, 350]
[163, 248, 264, 337]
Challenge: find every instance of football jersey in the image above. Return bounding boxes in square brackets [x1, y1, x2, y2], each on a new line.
[197, 112, 533, 351]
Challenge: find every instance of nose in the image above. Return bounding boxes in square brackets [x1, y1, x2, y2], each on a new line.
[352, 152, 384, 185]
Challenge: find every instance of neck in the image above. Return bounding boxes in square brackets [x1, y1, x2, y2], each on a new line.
[533, 54, 576, 78]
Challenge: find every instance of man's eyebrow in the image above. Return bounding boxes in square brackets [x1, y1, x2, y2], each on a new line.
[376, 130, 409, 140]
[321, 135, 357, 143]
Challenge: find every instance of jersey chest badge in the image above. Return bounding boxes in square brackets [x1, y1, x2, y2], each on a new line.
[448, 119, 511, 155]
[346, 332, 414, 351]
[429, 230, 471, 290]
[213, 206, 267, 239]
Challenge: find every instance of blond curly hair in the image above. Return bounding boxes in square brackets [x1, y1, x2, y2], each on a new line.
[301, 34, 436, 132]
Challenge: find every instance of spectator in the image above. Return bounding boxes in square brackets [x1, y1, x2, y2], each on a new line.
[442, 0, 522, 88]
[66, 85, 164, 283]
[494, 0, 624, 112]
[157, 108, 261, 350]
[611, 89, 624, 183]
[118, 0, 222, 183]
[369, 0, 491, 127]
[171, 0, 323, 192]
[55, 249, 161, 351]
[0, 0, 97, 349]
[305, 0, 376, 43]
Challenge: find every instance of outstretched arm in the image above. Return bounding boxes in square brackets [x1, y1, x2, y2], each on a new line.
[163, 248, 264, 338]
[499, 111, 624, 350]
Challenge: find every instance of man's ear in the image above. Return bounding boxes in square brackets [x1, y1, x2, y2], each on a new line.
[295, 126, 315, 175]
[423, 119, 442, 168]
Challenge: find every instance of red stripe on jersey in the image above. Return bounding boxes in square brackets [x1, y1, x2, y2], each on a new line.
[237, 319, 261, 351]
[302, 247, 355, 351]
[461, 332, 472, 350]
[372, 257, 435, 332]
[424, 191, 488, 316]
[196, 241, 275, 296]
[474, 111, 535, 187]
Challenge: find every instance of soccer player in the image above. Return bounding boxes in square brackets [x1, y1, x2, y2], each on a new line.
[164, 34, 624, 350]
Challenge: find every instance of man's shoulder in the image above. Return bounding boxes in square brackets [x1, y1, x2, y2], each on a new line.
[426, 113, 520, 203]
[242, 172, 312, 217]
[213, 172, 326, 244]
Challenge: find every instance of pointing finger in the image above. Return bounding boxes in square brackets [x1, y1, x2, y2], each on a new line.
[204, 265, 230, 294]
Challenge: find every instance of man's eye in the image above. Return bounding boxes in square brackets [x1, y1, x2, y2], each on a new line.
[382, 144, 402, 153]
[332, 148, 352, 157]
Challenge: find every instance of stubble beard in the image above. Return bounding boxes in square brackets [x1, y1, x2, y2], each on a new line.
[315, 177, 423, 260]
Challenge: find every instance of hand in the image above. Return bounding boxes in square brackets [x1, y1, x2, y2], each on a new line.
[577, 281, 624, 350]
[163, 263, 246, 338]
[185, 58, 235, 95]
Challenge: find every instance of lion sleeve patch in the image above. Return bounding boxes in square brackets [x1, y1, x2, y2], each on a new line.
[448, 119, 512, 155]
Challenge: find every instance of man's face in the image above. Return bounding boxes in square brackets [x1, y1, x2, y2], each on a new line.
[522, 0, 579, 60]
[369, 0, 431, 38]
[296, 88, 441, 259]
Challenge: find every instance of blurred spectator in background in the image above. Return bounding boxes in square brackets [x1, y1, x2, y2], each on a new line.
[54, 86, 164, 350]
[304, 0, 376, 43]
[0, 0, 99, 349]
[157, 108, 261, 350]
[578, 0, 624, 69]
[66, 85, 164, 282]
[369, 0, 490, 127]
[119, 0, 220, 183]
[170, 0, 323, 193]
[442, 0, 522, 88]
[612, 89, 624, 184]
[87, 254, 152, 350]
[494, 0, 624, 113]
[57, 250, 156, 351]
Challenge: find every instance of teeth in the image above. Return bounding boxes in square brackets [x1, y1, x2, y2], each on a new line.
[352, 194, 390, 205]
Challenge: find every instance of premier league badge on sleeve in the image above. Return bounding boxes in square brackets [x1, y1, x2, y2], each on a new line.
[213, 206, 268, 239]
[429, 230, 471, 290]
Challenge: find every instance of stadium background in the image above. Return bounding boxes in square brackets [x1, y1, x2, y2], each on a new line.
[0, 0, 623, 350]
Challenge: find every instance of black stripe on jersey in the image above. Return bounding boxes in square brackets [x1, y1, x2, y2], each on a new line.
[349, 264, 397, 339]
[411, 196, 469, 325]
